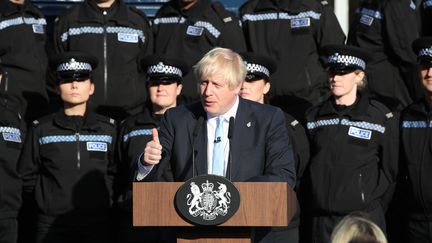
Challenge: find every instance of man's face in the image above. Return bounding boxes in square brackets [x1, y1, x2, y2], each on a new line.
[200, 70, 241, 116]
[420, 65, 432, 93]
[58, 79, 94, 106]
[148, 81, 182, 112]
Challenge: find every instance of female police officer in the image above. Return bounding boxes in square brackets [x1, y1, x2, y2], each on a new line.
[115, 54, 187, 243]
[18, 51, 117, 243]
[304, 45, 399, 243]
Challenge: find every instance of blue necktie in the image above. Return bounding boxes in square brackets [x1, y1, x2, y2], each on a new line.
[212, 116, 224, 176]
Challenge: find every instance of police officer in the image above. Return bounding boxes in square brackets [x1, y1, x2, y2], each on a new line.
[18, 52, 117, 243]
[0, 0, 49, 122]
[400, 37, 432, 243]
[152, 0, 246, 104]
[240, 52, 310, 243]
[116, 54, 187, 243]
[304, 45, 399, 243]
[348, 0, 421, 110]
[53, 0, 153, 121]
[0, 46, 26, 243]
[239, 0, 346, 123]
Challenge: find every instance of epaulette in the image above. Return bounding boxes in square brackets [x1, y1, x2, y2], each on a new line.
[32, 120, 40, 127]
[211, 2, 234, 24]
[370, 100, 394, 120]
[95, 114, 116, 127]
[290, 119, 300, 127]
[321, 0, 329, 6]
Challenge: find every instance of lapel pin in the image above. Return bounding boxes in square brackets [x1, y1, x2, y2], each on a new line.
[246, 122, 251, 128]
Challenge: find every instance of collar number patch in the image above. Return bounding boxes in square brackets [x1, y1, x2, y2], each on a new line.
[359, 14, 374, 26]
[32, 24, 45, 34]
[348, 126, 372, 140]
[87, 142, 107, 152]
[2, 132, 21, 143]
[186, 25, 203, 36]
[291, 17, 310, 28]
[118, 33, 139, 43]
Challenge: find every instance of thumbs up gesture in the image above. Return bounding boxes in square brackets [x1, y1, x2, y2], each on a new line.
[143, 128, 162, 166]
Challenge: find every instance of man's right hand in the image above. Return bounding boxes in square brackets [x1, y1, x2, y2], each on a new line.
[143, 128, 162, 166]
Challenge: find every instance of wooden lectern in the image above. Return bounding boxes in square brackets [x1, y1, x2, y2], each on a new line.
[133, 182, 297, 243]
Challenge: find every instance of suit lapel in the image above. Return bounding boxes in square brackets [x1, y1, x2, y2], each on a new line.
[230, 98, 252, 180]
[188, 105, 208, 177]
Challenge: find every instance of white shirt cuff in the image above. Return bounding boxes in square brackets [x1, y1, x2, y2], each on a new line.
[136, 153, 154, 181]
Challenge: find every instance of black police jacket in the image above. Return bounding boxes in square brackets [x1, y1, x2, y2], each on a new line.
[115, 106, 164, 212]
[305, 93, 399, 214]
[152, 0, 247, 104]
[420, 0, 432, 35]
[0, 0, 48, 121]
[18, 110, 117, 219]
[0, 93, 25, 219]
[54, 0, 153, 120]
[239, 0, 345, 107]
[348, 0, 421, 109]
[401, 99, 432, 220]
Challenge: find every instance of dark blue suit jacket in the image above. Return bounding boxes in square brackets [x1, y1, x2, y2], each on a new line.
[146, 97, 296, 187]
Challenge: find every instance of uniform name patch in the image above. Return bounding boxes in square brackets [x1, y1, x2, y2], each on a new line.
[186, 25, 203, 36]
[86, 142, 107, 152]
[348, 126, 372, 140]
[359, 14, 374, 26]
[291, 18, 310, 28]
[32, 24, 44, 34]
[118, 33, 138, 43]
[2, 132, 21, 143]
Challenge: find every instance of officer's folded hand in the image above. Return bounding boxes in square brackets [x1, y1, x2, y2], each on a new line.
[143, 128, 162, 166]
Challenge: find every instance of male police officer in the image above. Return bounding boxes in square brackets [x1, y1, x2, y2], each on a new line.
[400, 37, 432, 243]
[0, 46, 26, 243]
[152, 0, 246, 104]
[54, 0, 153, 120]
[0, 0, 49, 122]
[239, 0, 345, 123]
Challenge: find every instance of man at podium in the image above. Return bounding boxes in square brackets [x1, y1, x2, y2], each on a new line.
[138, 47, 296, 187]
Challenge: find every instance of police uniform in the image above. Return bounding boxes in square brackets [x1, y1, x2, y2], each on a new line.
[239, 0, 346, 123]
[420, 0, 432, 35]
[0, 0, 49, 122]
[304, 45, 399, 243]
[348, 0, 421, 110]
[242, 52, 310, 243]
[53, 0, 153, 121]
[0, 47, 26, 243]
[400, 37, 432, 243]
[18, 52, 117, 243]
[115, 55, 187, 243]
[152, 0, 246, 104]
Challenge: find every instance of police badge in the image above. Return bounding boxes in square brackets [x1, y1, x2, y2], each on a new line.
[175, 175, 240, 226]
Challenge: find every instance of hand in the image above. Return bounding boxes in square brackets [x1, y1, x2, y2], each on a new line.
[143, 128, 162, 166]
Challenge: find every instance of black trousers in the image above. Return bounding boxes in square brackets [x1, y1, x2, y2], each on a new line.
[0, 219, 17, 243]
[407, 219, 432, 243]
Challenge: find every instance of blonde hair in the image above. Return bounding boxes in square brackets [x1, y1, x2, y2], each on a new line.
[194, 47, 246, 89]
[354, 70, 367, 90]
[331, 215, 387, 243]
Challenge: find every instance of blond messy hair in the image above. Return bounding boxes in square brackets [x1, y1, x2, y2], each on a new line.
[194, 47, 246, 89]
[331, 214, 387, 243]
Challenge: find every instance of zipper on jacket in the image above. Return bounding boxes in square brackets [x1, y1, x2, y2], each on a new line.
[103, 10, 108, 103]
[418, 114, 431, 215]
[359, 173, 365, 203]
[75, 132, 81, 171]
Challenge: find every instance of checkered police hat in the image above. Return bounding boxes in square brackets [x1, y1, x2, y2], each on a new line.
[140, 54, 188, 84]
[241, 52, 277, 82]
[412, 37, 432, 66]
[50, 51, 98, 82]
[323, 45, 371, 74]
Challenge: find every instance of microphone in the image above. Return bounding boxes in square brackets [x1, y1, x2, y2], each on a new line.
[191, 116, 204, 178]
[227, 117, 235, 180]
